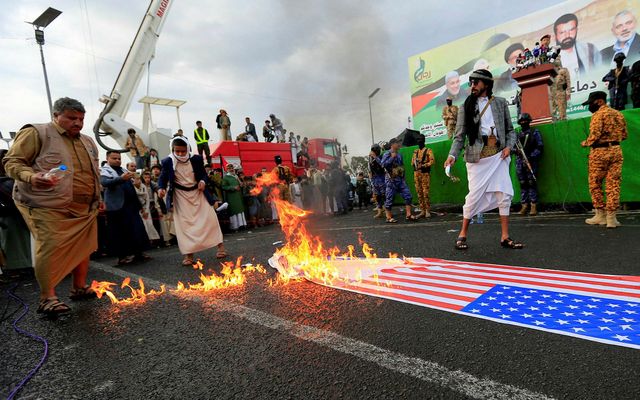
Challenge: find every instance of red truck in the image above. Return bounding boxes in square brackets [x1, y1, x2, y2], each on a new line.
[209, 138, 342, 176]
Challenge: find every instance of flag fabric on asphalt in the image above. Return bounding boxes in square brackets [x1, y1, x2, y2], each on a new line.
[270, 256, 640, 349]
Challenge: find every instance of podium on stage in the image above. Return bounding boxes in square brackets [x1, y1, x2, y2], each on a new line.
[512, 64, 558, 126]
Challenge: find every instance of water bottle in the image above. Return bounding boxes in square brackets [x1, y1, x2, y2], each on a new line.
[44, 164, 69, 181]
[476, 213, 484, 224]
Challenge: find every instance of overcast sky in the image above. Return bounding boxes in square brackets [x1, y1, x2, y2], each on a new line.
[0, 0, 562, 156]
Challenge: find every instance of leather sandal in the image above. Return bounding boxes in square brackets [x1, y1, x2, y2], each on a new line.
[37, 297, 71, 316]
[455, 237, 468, 250]
[182, 254, 194, 266]
[69, 285, 98, 301]
[500, 238, 524, 249]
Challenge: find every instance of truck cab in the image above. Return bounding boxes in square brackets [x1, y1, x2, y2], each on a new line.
[209, 137, 342, 176]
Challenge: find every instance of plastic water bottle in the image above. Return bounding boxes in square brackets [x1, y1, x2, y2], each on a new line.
[476, 213, 484, 224]
[44, 164, 69, 180]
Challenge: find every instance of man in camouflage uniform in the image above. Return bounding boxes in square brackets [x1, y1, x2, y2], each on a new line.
[441, 98, 458, 139]
[272, 155, 293, 202]
[551, 56, 571, 120]
[581, 91, 627, 228]
[368, 144, 386, 218]
[411, 136, 435, 218]
[381, 138, 415, 222]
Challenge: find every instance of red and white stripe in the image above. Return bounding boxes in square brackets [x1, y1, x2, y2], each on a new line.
[329, 257, 640, 312]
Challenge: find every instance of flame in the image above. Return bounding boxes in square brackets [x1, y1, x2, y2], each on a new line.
[90, 278, 165, 305]
[254, 171, 392, 286]
[175, 257, 267, 292]
[91, 170, 401, 306]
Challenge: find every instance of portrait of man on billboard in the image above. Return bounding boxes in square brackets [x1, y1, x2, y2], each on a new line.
[435, 71, 469, 108]
[601, 10, 640, 66]
[553, 13, 601, 77]
[495, 42, 524, 93]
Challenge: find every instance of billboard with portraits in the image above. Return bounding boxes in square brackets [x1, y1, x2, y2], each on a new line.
[408, 0, 640, 142]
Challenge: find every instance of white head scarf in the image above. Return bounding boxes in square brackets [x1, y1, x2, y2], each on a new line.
[169, 137, 192, 170]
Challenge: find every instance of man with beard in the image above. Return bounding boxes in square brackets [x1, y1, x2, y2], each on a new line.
[444, 69, 522, 250]
[553, 13, 601, 79]
[436, 71, 468, 109]
[601, 10, 640, 67]
[495, 43, 524, 93]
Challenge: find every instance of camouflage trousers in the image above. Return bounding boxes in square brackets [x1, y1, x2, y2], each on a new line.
[588, 147, 623, 212]
[553, 93, 567, 120]
[446, 122, 456, 139]
[413, 171, 431, 212]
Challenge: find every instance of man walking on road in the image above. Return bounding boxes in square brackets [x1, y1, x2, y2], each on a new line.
[444, 69, 522, 250]
[3, 97, 102, 316]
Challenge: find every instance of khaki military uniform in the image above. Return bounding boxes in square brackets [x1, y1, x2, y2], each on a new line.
[442, 105, 459, 139]
[584, 105, 627, 212]
[411, 147, 435, 214]
[551, 67, 571, 120]
[272, 165, 293, 202]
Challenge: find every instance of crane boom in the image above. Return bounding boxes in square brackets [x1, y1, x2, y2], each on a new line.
[93, 0, 174, 151]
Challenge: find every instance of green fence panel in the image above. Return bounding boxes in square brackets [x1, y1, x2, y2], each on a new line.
[398, 109, 640, 205]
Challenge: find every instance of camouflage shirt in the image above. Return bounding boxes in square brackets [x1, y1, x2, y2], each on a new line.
[411, 147, 435, 171]
[442, 105, 458, 124]
[552, 67, 571, 96]
[585, 105, 628, 147]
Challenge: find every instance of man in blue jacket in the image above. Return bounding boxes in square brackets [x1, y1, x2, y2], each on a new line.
[101, 151, 151, 265]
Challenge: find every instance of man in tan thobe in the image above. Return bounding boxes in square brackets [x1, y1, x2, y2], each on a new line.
[3, 97, 102, 316]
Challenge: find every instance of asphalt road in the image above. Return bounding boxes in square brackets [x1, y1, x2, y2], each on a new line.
[2, 209, 639, 400]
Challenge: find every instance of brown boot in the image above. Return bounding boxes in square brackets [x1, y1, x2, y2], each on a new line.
[606, 212, 619, 229]
[530, 203, 538, 216]
[518, 203, 529, 215]
[585, 209, 606, 225]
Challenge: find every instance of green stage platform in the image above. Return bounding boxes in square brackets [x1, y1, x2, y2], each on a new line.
[399, 108, 640, 205]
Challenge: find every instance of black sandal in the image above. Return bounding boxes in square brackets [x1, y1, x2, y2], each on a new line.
[69, 285, 98, 301]
[455, 237, 468, 250]
[501, 238, 524, 249]
[37, 297, 71, 316]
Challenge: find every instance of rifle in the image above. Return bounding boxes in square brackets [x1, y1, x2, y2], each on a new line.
[515, 138, 537, 181]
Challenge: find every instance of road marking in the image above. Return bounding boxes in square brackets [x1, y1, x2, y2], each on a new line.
[91, 261, 554, 400]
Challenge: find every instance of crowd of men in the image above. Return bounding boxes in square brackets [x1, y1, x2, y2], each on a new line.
[0, 74, 629, 316]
